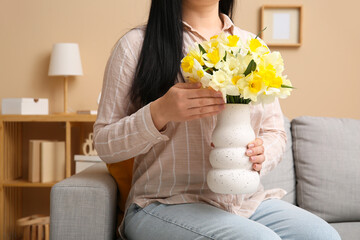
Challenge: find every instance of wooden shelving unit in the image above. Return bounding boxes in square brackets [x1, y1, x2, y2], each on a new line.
[0, 114, 97, 240]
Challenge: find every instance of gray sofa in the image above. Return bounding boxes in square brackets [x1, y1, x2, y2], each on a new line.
[50, 116, 360, 240]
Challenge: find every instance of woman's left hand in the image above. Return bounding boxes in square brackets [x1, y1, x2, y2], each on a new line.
[246, 138, 265, 172]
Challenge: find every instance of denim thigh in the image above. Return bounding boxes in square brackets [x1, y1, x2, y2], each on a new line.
[124, 202, 279, 240]
[249, 199, 341, 240]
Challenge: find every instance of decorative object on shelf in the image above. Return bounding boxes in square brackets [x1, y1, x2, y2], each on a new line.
[261, 5, 303, 47]
[1, 98, 48, 115]
[181, 33, 293, 194]
[74, 154, 102, 174]
[48, 43, 83, 113]
[17, 214, 50, 240]
[82, 133, 97, 156]
[76, 110, 97, 115]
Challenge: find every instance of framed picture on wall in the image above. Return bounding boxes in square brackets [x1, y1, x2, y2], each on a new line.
[260, 5, 303, 47]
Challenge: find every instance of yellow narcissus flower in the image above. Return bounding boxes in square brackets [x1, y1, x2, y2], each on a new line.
[204, 45, 225, 69]
[231, 75, 242, 85]
[227, 35, 240, 47]
[189, 48, 204, 66]
[211, 40, 219, 48]
[197, 70, 204, 78]
[247, 37, 270, 56]
[181, 56, 194, 73]
[258, 64, 283, 89]
[207, 47, 220, 65]
[182, 56, 212, 88]
[249, 38, 262, 52]
[238, 72, 265, 102]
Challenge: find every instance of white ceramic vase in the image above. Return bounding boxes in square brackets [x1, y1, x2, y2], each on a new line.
[207, 104, 260, 194]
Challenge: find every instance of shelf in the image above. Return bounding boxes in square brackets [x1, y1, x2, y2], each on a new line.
[0, 114, 97, 122]
[0, 114, 97, 239]
[2, 179, 58, 187]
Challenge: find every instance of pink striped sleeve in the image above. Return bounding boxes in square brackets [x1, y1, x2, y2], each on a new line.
[93, 29, 169, 164]
[258, 98, 287, 176]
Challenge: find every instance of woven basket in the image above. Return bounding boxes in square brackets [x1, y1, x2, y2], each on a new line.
[16, 215, 50, 240]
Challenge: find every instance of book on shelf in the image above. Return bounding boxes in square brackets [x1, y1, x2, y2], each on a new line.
[40, 141, 65, 182]
[28, 140, 42, 182]
[29, 140, 66, 183]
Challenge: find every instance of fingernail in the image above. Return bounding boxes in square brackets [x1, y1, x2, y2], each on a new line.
[250, 156, 255, 162]
[248, 144, 255, 148]
[246, 150, 253, 155]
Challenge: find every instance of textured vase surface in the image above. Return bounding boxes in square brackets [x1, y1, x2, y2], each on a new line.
[207, 104, 260, 194]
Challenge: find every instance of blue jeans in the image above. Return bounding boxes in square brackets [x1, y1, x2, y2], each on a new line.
[124, 199, 341, 240]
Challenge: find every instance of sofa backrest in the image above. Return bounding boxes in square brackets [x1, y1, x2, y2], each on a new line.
[291, 116, 360, 223]
[261, 117, 296, 205]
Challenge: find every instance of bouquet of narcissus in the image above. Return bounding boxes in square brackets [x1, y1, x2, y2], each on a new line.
[181, 32, 293, 104]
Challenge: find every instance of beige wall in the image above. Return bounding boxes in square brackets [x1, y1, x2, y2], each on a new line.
[1, 0, 359, 119]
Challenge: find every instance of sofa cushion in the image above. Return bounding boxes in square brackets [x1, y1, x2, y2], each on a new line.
[292, 116, 360, 222]
[261, 117, 296, 205]
[330, 222, 360, 240]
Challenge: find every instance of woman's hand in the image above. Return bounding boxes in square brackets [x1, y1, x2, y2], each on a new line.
[246, 138, 265, 172]
[151, 82, 225, 130]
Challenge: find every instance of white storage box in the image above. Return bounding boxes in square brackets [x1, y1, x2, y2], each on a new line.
[2, 98, 49, 115]
[74, 155, 103, 174]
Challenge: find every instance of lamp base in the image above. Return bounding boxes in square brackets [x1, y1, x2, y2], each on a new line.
[64, 76, 68, 113]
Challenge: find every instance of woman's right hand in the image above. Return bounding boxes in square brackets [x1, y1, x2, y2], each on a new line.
[150, 82, 225, 131]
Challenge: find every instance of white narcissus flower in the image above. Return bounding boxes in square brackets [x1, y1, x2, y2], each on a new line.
[236, 54, 254, 75]
[209, 69, 232, 101]
[222, 53, 239, 76]
[215, 32, 242, 54]
[278, 77, 293, 98]
[260, 52, 285, 76]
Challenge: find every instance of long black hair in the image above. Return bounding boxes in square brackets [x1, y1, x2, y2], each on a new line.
[130, 0, 235, 106]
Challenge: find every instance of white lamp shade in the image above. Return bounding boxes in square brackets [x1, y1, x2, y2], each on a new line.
[48, 43, 83, 76]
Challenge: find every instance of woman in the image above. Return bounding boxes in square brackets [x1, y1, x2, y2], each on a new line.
[94, 0, 341, 239]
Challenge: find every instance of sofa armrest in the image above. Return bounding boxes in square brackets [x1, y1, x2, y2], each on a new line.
[50, 163, 117, 240]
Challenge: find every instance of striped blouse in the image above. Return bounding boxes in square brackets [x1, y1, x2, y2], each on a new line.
[94, 14, 287, 238]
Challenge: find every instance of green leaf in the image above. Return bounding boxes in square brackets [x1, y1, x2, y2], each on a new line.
[281, 84, 295, 89]
[199, 44, 206, 55]
[226, 95, 252, 104]
[244, 60, 257, 76]
[255, 27, 267, 39]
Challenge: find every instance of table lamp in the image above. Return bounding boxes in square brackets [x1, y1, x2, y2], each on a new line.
[48, 43, 83, 113]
